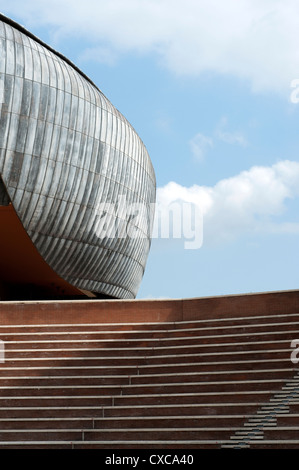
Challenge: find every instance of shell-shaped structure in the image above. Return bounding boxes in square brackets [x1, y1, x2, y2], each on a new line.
[0, 14, 156, 300]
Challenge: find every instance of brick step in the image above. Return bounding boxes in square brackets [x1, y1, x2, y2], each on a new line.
[1, 361, 296, 379]
[83, 428, 237, 441]
[1, 358, 295, 376]
[0, 428, 238, 442]
[0, 385, 123, 397]
[118, 380, 289, 395]
[72, 441, 225, 449]
[0, 323, 178, 334]
[0, 406, 107, 419]
[0, 414, 249, 430]
[3, 348, 292, 363]
[0, 376, 130, 386]
[0, 403, 263, 419]
[0, 396, 113, 407]
[0, 391, 274, 408]
[0, 430, 84, 441]
[0, 365, 139, 377]
[262, 427, 299, 439]
[286, 404, 299, 414]
[0, 442, 74, 450]
[0, 375, 290, 390]
[113, 391, 276, 407]
[276, 414, 299, 426]
[0, 379, 287, 397]
[139, 358, 295, 374]
[3, 338, 295, 353]
[103, 403, 269, 418]
[0, 368, 295, 385]
[1, 317, 298, 338]
[132, 369, 297, 385]
[1, 313, 298, 332]
[0, 417, 95, 430]
[93, 415, 249, 429]
[0, 440, 222, 450]
[2, 326, 299, 344]
[244, 440, 299, 449]
[2, 357, 144, 367]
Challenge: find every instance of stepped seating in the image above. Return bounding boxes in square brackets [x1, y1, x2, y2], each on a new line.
[0, 294, 298, 449]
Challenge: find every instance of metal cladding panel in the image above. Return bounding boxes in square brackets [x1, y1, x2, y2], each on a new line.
[0, 17, 156, 299]
[0, 177, 9, 206]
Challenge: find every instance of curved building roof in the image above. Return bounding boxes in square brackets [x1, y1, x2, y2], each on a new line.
[0, 14, 156, 300]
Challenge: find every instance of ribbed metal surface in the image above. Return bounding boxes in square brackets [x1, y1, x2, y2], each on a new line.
[0, 15, 156, 299]
[0, 177, 10, 206]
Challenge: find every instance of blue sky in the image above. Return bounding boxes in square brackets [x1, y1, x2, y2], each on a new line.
[2, 0, 299, 300]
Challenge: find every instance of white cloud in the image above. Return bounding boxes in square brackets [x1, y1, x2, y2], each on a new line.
[215, 118, 248, 147]
[189, 133, 213, 162]
[155, 112, 174, 134]
[2, 0, 299, 93]
[216, 130, 247, 147]
[189, 118, 247, 162]
[156, 160, 299, 245]
[79, 46, 117, 66]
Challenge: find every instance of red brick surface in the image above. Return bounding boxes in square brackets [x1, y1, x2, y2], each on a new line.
[0, 289, 298, 325]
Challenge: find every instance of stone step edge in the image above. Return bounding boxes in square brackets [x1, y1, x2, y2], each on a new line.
[0, 378, 290, 391]
[1, 367, 295, 377]
[2, 327, 299, 339]
[0, 402, 271, 411]
[2, 358, 296, 367]
[0, 324, 298, 339]
[0, 390, 282, 399]
[3, 338, 297, 349]
[0, 427, 243, 433]
[3, 347, 294, 357]
[1, 439, 298, 447]
[0, 414, 256, 422]
[0, 440, 229, 445]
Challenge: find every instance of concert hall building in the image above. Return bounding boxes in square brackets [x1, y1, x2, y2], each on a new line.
[0, 14, 156, 301]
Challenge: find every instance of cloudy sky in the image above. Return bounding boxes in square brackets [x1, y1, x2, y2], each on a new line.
[2, 0, 299, 299]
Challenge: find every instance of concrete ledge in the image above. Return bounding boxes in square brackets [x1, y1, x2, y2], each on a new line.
[0, 289, 298, 325]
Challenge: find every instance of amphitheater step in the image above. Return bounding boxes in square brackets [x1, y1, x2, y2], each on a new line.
[0, 294, 298, 449]
[0, 415, 250, 430]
